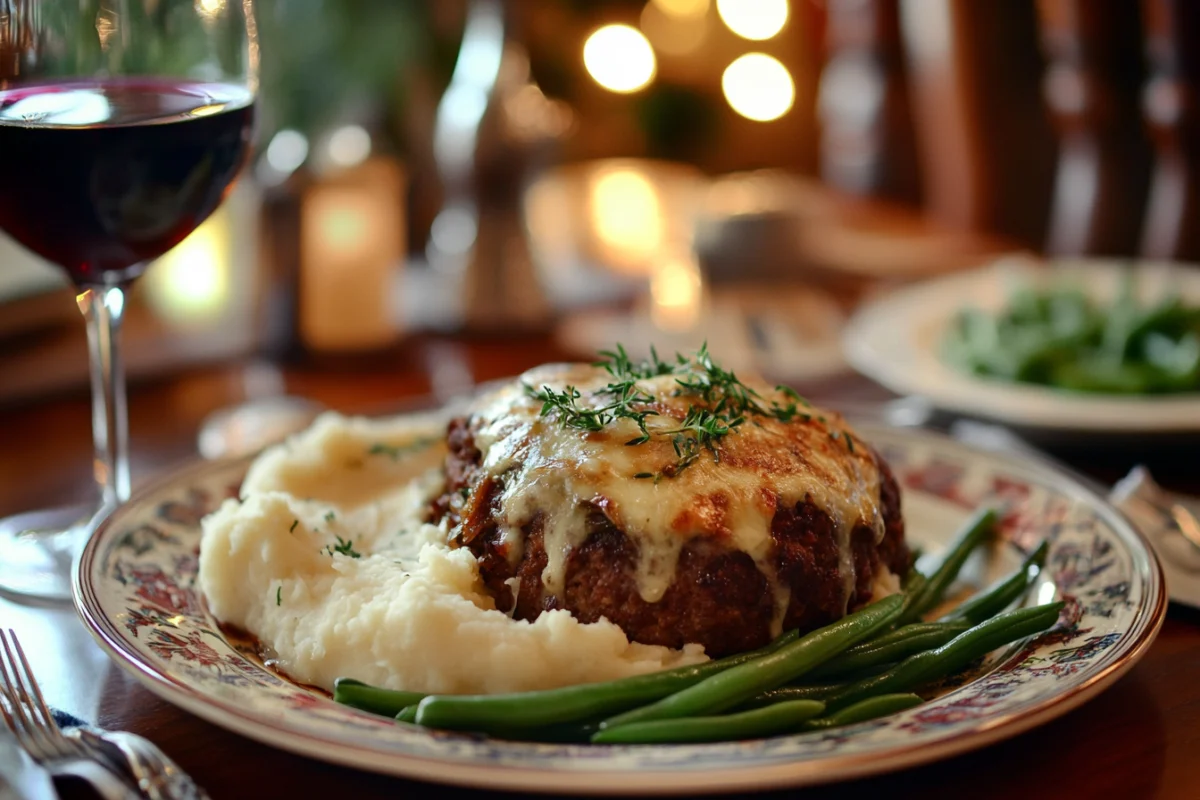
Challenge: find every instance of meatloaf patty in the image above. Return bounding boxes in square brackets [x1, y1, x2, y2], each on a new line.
[431, 364, 909, 658]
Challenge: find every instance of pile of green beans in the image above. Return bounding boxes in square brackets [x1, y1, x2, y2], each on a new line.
[898, 506, 997, 625]
[332, 508, 1060, 745]
[942, 279, 1200, 394]
[408, 628, 802, 735]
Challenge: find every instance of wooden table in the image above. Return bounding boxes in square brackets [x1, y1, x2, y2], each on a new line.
[2, 334, 1199, 799]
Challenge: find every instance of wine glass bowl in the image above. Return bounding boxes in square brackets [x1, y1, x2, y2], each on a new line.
[0, 0, 257, 601]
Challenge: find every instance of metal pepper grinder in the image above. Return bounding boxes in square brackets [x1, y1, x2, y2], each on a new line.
[427, 0, 571, 333]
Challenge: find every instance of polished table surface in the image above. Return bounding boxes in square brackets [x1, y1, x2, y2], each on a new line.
[2, 334, 1199, 800]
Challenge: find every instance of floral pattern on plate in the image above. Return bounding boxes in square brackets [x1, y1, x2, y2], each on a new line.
[74, 424, 1165, 794]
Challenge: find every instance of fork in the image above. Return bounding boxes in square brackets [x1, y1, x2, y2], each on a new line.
[0, 629, 142, 800]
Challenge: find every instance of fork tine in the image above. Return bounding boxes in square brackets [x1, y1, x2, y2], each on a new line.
[9, 630, 59, 738]
[0, 631, 21, 740]
[0, 629, 36, 753]
[0, 629, 60, 759]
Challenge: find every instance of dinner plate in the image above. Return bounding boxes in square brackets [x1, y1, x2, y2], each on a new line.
[842, 256, 1200, 434]
[74, 422, 1166, 795]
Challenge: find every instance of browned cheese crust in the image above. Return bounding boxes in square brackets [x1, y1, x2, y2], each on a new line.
[432, 409, 908, 658]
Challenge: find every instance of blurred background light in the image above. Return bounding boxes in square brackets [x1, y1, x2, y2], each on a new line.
[264, 128, 308, 174]
[652, 0, 710, 19]
[197, 0, 225, 20]
[589, 166, 665, 269]
[583, 24, 656, 93]
[650, 252, 703, 331]
[722, 53, 795, 121]
[716, 0, 789, 41]
[326, 124, 372, 169]
[142, 209, 231, 323]
[430, 206, 478, 257]
[641, 0, 709, 56]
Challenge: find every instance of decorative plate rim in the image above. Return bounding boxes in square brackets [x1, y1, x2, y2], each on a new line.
[73, 423, 1168, 795]
[842, 257, 1200, 433]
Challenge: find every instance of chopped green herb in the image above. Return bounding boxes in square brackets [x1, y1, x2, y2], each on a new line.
[528, 344, 827, 479]
[289, 519, 299, 534]
[275, 586, 282, 606]
[330, 536, 362, 559]
[367, 438, 436, 460]
[324, 511, 336, 523]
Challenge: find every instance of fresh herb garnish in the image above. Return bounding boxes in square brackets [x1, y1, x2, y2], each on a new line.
[526, 343, 855, 478]
[289, 519, 299, 533]
[324, 536, 362, 559]
[770, 385, 811, 423]
[275, 586, 282, 606]
[367, 438, 436, 460]
[324, 511, 336, 523]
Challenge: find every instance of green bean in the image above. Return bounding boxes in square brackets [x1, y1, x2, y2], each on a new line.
[1117, 295, 1187, 359]
[897, 571, 927, 616]
[397, 703, 588, 739]
[740, 683, 845, 710]
[944, 540, 1049, 625]
[597, 594, 905, 730]
[412, 628, 802, 733]
[591, 700, 826, 744]
[826, 601, 1064, 711]
[945, 276, 1200, 395]
[333, 678, 427, 718]
[899, 507, 997, 624]
[1050, 360, 1157, 394]
[801, 694, 923, 730]
[806, 620, 972, 680]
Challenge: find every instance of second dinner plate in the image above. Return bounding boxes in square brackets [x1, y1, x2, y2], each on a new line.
[842, 257, 1200, 434]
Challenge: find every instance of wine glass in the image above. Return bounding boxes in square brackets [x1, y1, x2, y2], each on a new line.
[0, 0, 258, 601]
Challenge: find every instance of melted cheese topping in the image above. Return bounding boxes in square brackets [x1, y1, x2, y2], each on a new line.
[467, 364, 885, 629]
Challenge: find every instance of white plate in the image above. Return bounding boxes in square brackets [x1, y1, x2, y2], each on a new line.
[842, 257, 1200, 433]
[74, 423, 1166, 795]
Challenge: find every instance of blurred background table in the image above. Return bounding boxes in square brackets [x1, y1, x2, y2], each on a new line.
[4, 0, 1200, 796]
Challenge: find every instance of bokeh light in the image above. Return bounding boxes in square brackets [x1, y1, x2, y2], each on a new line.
[142, 210, 230, 322]
[641, 1, 708, 56]
[651, 252, 703, 332]
[265, 129, 308, 174]
[652, 0, 710, 20]
[589, 166, 664, 268]
[583, 24, 656, 93]
[326, 124, 371, 168]
[722, 53, 795, 121]
[716, 0, 788, 41]
[196, 0, 225, 20]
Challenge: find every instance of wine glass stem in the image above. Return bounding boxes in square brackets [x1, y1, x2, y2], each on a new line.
[77, 284, 131, 508]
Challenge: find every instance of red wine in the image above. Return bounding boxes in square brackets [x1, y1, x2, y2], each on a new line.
[0, 79, 255, 286]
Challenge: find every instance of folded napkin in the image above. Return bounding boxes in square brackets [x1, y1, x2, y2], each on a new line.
[0, 729, 55, 800]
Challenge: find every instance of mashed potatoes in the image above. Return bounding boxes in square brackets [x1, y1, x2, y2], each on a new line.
[198, 412, 707, 694]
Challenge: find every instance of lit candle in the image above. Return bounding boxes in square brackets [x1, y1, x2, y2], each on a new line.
[299, 157, 405, 352]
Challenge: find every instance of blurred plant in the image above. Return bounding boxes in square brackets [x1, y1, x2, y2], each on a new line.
[21, 0, 244, 81]
[636, 83, 717, 161]
[254, 0, 458, 153]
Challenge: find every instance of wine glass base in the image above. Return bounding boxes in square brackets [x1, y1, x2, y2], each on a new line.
[0, 504, 94, 605]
